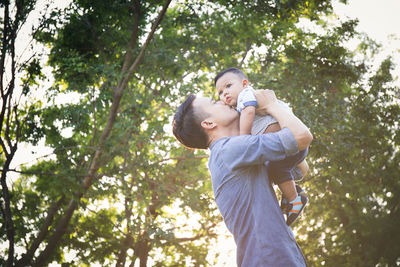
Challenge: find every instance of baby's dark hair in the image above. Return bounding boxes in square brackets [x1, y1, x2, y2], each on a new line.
[214, 67, 248, 85]
[172, 95, 209, 149]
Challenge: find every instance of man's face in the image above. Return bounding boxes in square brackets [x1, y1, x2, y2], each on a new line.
[192, 96, 238, 127]
[215, 72, 246, 107]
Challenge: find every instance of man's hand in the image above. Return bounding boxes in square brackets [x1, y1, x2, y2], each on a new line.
[255, 89, 313, 151]
[254, 89, 279, 116]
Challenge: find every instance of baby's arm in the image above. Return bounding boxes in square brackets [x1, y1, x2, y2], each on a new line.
[240, 106, 256, 135]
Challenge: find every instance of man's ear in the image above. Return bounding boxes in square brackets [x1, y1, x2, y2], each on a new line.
[242, 79, 248, 88]
[201, 119, 216, 130]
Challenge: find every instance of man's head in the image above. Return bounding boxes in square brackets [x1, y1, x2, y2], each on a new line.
[172, 95, 210, 149]
[214, 67, 249, 107]
[172, 95, 239, 149]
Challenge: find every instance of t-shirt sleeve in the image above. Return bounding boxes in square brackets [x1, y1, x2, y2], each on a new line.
[236, 87, 258, 113]
[221, 127, 299, 170]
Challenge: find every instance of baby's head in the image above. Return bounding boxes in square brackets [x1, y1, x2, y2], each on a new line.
[214, 67, 249, 107]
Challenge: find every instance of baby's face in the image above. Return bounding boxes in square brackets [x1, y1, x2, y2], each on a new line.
[215, 72, 245, 107]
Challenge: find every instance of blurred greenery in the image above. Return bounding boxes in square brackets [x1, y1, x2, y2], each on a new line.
[1, 0, 399, 266]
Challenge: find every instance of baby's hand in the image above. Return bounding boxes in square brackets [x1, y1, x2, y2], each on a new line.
[254, 89, 278, 114]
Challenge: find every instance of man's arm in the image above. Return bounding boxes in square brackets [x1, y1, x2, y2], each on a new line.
[239, 106, 256, 135]
[222, 130, 299, 170]
[255, 90, 313, 151]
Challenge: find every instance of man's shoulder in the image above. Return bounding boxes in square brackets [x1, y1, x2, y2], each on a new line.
[210, 136, 238, 150]
[211, 136, 247, 152]
[211, 135, 268, 154]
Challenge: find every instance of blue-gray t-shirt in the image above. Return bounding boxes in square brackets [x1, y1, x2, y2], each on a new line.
[208, 128, 306, 267]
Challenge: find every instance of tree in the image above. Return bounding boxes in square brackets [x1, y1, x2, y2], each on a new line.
[0, 0, 45, 266]
[242, 13, 400, 266]
[2, 0, 399, 266]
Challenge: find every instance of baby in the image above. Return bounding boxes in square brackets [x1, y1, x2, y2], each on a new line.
[214, 67, 309, 226]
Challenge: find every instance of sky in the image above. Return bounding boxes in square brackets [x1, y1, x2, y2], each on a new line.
[334, 0, 400, 43]
[6, 0, 400, 266]
[334, 0, 400, 82]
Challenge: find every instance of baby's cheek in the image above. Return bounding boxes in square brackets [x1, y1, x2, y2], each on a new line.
[221, 98, 229, 105]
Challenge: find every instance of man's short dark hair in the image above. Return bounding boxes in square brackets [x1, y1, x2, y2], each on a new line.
[214, 67, 248, 86]
[172, 95, 210, 149]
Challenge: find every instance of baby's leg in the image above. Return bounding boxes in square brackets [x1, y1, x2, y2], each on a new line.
[278, 180, 297, 202]
[264, 123, 297, 200]
[296, 160, 309, 178]
[265, 123, 308, 180]
[268, 152, 308, 225]
[265, 123, 309, 225]
[264, 122, 281, 133]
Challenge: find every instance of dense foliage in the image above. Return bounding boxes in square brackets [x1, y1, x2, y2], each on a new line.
[1, 0, 399, 266]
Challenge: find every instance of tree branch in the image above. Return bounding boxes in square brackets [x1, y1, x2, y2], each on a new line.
[4, 3, 17, 151]
[0, 137, 10, 157]
[151, 154, 209, 166]
[33, 2, 172, 265]
[5, 94, 14, 149]
[0, 1, 9, 96]
[238, 39, 252, 68]
[13, 145, 98, 168]
[121, 0, 141, 74]
[173, 222, 217, 243]
[118, 0, 172, 92]
[82, 0, 172, 190]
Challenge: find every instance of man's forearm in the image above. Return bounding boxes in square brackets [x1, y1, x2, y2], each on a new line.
[267, 103, 313, 150]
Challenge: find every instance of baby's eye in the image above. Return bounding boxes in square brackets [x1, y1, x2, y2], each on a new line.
[218, 90, 223, 96]
[226, 84, 231, 88]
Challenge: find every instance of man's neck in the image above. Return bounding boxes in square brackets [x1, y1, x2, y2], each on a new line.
[208, 121, 240, 147]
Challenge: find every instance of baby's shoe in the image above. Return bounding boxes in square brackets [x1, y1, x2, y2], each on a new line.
[286, 193, 308, 226]
[281, 185, 305, 215]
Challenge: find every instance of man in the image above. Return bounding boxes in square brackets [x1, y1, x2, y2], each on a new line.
[172, 90, 312, 266]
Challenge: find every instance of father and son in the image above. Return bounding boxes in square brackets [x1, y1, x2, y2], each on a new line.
[172, 67, 313, 266]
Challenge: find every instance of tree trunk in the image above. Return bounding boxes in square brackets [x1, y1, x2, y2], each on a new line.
[133, 235, 151, 267]
[1, 158, 16, 267]
[33, 199, 78, 266]
[115, 234, 133, 267]
[16, 196, 65, 267]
